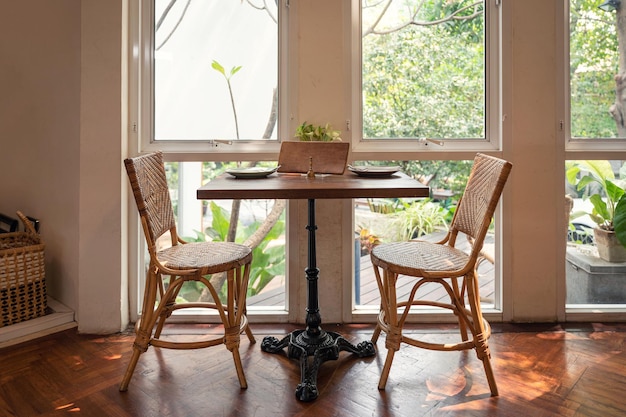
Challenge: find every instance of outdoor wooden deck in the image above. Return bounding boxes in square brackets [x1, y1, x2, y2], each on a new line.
[247, 230, 495, 308]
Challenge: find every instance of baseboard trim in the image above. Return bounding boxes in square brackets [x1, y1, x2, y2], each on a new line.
[0, 297, 77, 348]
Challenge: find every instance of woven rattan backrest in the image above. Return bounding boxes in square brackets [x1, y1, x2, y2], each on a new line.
[124, 152, 176, 247]
[450, 153, 512, 253]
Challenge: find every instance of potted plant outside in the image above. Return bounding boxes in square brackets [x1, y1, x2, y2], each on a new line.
[566, 160, 626, 262]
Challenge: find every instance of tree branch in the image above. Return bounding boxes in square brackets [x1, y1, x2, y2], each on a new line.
[366, 0, 482, 36]
[156, 0, 192, 51]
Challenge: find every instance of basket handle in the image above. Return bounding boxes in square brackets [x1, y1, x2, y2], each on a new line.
[16, 211, 38, 235]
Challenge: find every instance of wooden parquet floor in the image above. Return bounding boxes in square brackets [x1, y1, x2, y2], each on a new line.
[2, 322, 626, 417]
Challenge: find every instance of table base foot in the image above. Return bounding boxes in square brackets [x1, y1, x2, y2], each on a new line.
[261, 329, 375, 401]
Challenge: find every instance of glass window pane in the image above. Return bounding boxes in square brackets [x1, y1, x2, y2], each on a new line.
[566, 159, 626, 305]
[154, 1, 278, 141]
[165, 161, 286, 308]
[352, 160, 499, 309]
[361, 1, 485, 140]
[569, 1, 622, 139]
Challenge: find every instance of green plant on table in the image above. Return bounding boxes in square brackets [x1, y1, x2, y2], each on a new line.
[295, 121, 342, 142]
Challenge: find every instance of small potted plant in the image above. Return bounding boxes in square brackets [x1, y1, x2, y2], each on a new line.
[279, 121, 349, 175]
[295, 122, 342, 142]
[566, 160, 626, 262]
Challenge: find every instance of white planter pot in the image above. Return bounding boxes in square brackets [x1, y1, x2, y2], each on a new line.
[594, 228, 626, 263]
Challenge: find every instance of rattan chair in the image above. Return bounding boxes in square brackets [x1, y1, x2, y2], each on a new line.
[120, 152, 255, 391]
[370, 153, 512, 396]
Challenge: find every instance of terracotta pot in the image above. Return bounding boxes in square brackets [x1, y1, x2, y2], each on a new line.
[594, 228, 626, 262]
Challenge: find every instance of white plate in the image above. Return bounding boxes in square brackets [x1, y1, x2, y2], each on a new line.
[226, 166, 280, 179]
[348, 165, 401, 177]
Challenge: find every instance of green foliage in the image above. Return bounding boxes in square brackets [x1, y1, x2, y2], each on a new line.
[366, 198, 400, 214]
[360, 0, 619, 139]
[294, 122, 342, 141]
[569, 0, 619, 138]
[211, 60, 242, 79]
[389, 199, 449, 241]
[424, 0, 484, 41]
[354, 159, 472, 199]
[205, 201, 285, 298]
[180, 201, 286, 301]
[205, 201, 231, 241]
[211, 59, 242, 139]
[615, 195, 626, 247]
[240, 220, 286, 297]
[362, 6, 484, 139]
[566, 160, 626, 231]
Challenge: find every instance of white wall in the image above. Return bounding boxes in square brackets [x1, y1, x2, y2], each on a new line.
[506, 0, 563, 321]
[78, 0, 126, 333]
[0, 1, 82, 319]
[0, 0, 126, 333]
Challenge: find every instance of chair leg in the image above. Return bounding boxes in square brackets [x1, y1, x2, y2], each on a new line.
[154, 275, 181, 339]
[233, 264, 255, 345]
[371, 264, 389, 346]
[452, 277, 469, 342]
[231, 343, 248, 389]
[223, 266, 251, 388]
[119, 267, 159, 392]
[480, 349, 498, 396]
[378, 348, 396, 390]
[244, 323, 256, 343]
[465, 272, 498, 396]
[376, 268, 401, 390]
[119, 338, 145, 391]
[371, 323, 382, 343]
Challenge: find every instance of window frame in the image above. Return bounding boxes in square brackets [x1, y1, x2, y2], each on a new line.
[564, 0, 626, 153]
[131, 0, 292, 158]
[562, 1, 626, 320]
[349, 0, 502, 155]
[345, 0, 506, 323]
[127, 0, 295, 324]
[128, 0, 507, 324]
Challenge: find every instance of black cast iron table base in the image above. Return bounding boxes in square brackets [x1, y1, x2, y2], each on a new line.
[261, 329, 375, 401]
[260, 199, 375, 402]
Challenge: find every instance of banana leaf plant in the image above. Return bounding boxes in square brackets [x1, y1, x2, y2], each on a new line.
[615, 195, 626, 248]
[567, 160, 626, 247]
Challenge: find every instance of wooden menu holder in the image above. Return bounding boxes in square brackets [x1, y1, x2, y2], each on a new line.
[277, 141, 350, 174]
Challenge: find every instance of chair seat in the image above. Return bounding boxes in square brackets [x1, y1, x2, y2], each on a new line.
[158, 241, 252, 274]
[371, 241, 469, 275]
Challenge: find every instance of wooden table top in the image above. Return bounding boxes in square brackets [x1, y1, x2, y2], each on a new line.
[197, 171, 430, 200]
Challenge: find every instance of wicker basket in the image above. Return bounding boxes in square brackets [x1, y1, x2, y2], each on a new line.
[0, 211, 46, 327]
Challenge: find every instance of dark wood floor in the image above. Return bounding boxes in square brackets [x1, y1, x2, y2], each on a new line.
[2, 322, 626, 417]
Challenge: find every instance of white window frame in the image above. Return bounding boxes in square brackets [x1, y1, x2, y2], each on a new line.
[562, 1, 626, 320]
[345, 0, 506, 323]
[128, 0, 506, 324]
[349, 0, 502, 155]
[130, 0, 293, 158]
[127, 0, 295, 323]
[564, 1, 626, 153]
